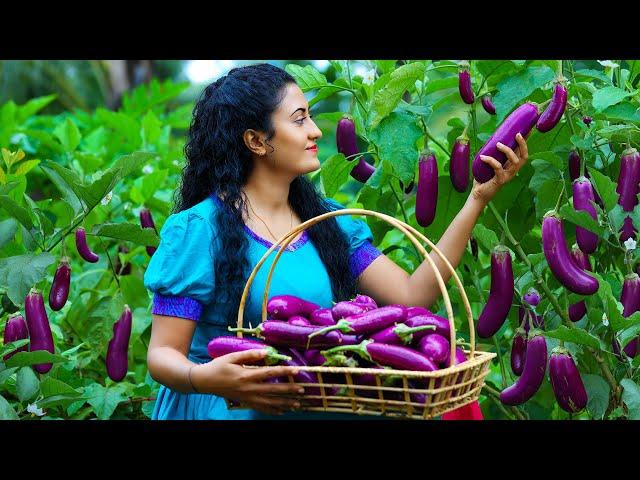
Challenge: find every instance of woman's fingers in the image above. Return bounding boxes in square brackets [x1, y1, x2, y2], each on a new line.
[496, 142, 520, 169]
[248, 365, 300, 382]
[251, 381, 305, 395]
[515, 133, 529, 160]
[479, 154, 504, 173]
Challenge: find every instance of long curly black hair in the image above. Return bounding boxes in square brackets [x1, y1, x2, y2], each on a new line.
[174, 63, 357, 324]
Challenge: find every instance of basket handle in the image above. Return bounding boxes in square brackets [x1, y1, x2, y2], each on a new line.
[236, 208, 475, 365]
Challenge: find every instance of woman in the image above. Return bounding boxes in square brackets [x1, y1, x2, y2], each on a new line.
[144, 63, 529, 420]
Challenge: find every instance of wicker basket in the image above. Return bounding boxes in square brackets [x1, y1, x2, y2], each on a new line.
[228, 208, 496, 419]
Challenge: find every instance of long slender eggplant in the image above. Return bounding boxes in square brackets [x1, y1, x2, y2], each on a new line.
[472, 102, 540, 183]
[569, 150, 603, 207]
[616, 147, 640, 241]
[75, 227, 99, 263]
[535, 81, 567, 132]
[229, 321, 359, 350]
[450, 133, 470, 193]
[572, 177, 599, 254]
[481, 95, 496, 115]
[24, 288, 55, 374]
[549, 348, 588, 412]
[310, 305, 407, 339]
[207, 336, 291, 365]
[406, 313, 451, 340]
[477, 245, 514, 338]
[415, 150, 438, 227]
[336, 116, 359, 159]
[541, 213, 599, 295]
[267, 295, 320, 320]
[48, 257, 71, 311]
[106, 305, 133, 382]
[510, 328, 527, 376]
[500, 333, 547, 405]
[568, 245, 592, 322]
[458, 63, 474, 104]
[619, 273, 640, 358]
[2, 313, 29, 361]
[350, 158, 376, 183]
[322, 340, 438, 371]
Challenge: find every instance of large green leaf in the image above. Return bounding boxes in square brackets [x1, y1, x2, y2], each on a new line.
[16, 94, 57, 123]
[370, 62, 425, 128]
[40, 377, 82, 398]
[0, 394, 19, 420]
[92, 222, 159, 247]
[534, 179, 564, 218]
[0, 253, 56, 306]
[574, 69, 612, 85]
[542, 326, 605, 350]
[369, 112, 422, 184]
[558, 204, 604, 235]
[589, 168, 619, 213]
[493, 65, 555, 122]
[0, 194, 33, 230]
[592, 86, 635, 112]
[321, 153, 354, 197]
[602, 102, 640, 123]
[621, 379, 640, 420]
[472, 223, 499, 252]
[84, 383, 128, 420]
[16, 366, 39, 402]
[0, 218, 18, 248]
[53, 117, 82, 152]
[582, 374, 610, 419]
[284, 64, 328, 91]
[5, 350, 69, 368]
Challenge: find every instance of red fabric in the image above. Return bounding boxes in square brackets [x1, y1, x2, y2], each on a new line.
[441, 400, 484, 420]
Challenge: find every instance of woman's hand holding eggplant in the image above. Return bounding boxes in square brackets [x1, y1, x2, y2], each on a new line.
[190, 349, 305, 415]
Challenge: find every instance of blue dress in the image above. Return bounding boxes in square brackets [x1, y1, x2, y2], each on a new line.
[143, 193, 384, 420]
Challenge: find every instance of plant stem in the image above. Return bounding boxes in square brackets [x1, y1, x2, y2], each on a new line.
[97, 236, 120, 289]
[482, 384, 527, 420]
[419, 117, 451, 158]
[493, 336, 508, 389]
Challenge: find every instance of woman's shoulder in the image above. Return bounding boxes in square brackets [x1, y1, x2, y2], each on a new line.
[161, 195, 219, 237]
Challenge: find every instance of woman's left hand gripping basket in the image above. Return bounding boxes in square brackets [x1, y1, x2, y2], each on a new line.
[218, 208, 495, 419]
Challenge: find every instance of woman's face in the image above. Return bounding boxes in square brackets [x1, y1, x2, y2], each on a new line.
[262, 82, 323, 175]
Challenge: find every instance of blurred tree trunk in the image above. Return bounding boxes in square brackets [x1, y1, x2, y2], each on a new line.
[105, 60, 153, 109]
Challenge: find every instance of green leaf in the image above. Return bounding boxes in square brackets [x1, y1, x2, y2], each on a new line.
[38, 394, 87, 410]
[13, 159, 40, 176]
[53, 118, 82, 152]
[602, 102, 640, 123]
[0, 218, 18, 248]
[493, 65, 555, 122]
[40, 377, 81, 398]
[582, 374, 610, 419]
[608, 204, 629, 234]
[39, 162, 84, 214]
[16, 366, 39, 402]
[574, 69, 612, 84]
[0, 394, 19, 420]
[5, 350, 69, 368]
[529, 159, 561, 192]
[16, 94, 57, 122]
[0, 194, 33, 230]
[141, 110, 162, 146]
[0, 253, 56, 306]
[320, 153, 354, 197]
[0, 366, 19, 385]
[422, 76, 458, 95]
[284, 64, 328, 91]
[0, 339, 29, 358]
[140, 169, 168, 201]
[542, 326, 605, 350]
[535, 178, 565, 218]
[472, 223, 499, 252]
[529, 151, 564, 170]
[92, 222, 159, 247]
[592, 86, 635, 112]
[370, 62, 425, 128]
[589, 168, 619, 213]
[619, 323, 640, 350]
[84, 383, 128, 420]
[369, 112, 422, 183]
[621, 379, 640, 420]
[558, 204, 605, 235]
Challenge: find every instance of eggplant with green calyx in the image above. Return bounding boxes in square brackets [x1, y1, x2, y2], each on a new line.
[415, 150, 438, 227]
[477, 245, 514, 338]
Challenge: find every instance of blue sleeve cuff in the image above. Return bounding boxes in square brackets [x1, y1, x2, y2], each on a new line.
[349, 240, 382, 279]
[152, 293, 203, 322]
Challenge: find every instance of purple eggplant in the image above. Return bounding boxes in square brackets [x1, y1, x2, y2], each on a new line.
[229, 321, 359, 350]
[106, 305, 132, 382]
[207, 336, 291, 365]
[443, 346, 467, 368]
[510, 328, 527, 376]
[582, 116, 592, 126]
[523, 287, 541, 307]
[331, 301, 369, 321]
[3, 313, 29, 361]
[481, 95, 496, 115]
[616, 147, 640, 241]
[450, 134, 470, 193]
[473, 102, 540, 183]
[415, 334, 450, 365]
[619, 273, 640, 358]
[350, 158, 376, 183]
[140, 208, 158, 256]
[569, 150, 603, 207]
[75, 227, 99, 263]
[541, 213, 599, 295]
[352, 294, 377, 310]
[415, 151, 438, 227]
[458, 64, 474, 104]
[336, 116, 359, 159]
[406, 313, 451, 340]
[48, 257, 70, 311]
[406, 306, 430, 318]
[568, 245, 592, 322]
[370, 323, 436, 345]
[549, 348, 588, 413]
[536, 81, 567, 132]
[308, 308, 336, 327]
[267, 295, 320, 320]
[323, 340, 438, 371]
[477, 245, 514, 338]
[572, 177, 599, 254]
[287, 316, 311, 327]
[311, 305, 408, 339]
[24, 288, 55, 374]
[500, 333, 547, 405]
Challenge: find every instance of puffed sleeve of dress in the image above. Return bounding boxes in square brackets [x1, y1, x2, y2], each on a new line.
[143, 209, 217, 322]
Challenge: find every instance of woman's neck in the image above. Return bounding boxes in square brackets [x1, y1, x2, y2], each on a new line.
[242, 174, 292, 217]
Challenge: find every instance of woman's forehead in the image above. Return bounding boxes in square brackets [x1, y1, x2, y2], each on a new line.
[275, 83, 308, 115]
